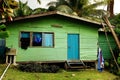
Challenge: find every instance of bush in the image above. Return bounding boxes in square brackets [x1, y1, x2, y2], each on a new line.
[117, 57, 120, 65]
[42, 64, 51, 73]
[50, 65, 60, 73]
[18, 63, 60, 73]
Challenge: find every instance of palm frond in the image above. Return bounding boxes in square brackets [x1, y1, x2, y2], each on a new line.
[3, 0, 10, 8]
[32, 8, 41, 14]
[14, 1, 32, 17]
[56, 5, 73, 14]
[83, 1, 105, 10]
[37, 0, 41, 4]
[94, 0, 109, 4]
[83, 8, 107, 18]
[47, 0, 69, 7]
[47, 1, 57, 7]
[22, 1, 28, 8]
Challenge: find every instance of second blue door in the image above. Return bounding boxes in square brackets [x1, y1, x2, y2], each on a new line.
[67, 34, 79, 60]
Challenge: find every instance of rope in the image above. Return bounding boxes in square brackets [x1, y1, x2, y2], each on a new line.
[101, 23, 120, 71]
[0, 63, 11, 80]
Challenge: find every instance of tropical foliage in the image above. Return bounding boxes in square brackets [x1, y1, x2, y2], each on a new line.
[95, 0, 114, 17]
[0, 0, 18, 21]
[47, 0, 107, 18]
[13, 1, 33, 17]
[0, 0, 18, 38]
[107, 12, 120, 75]
[13, 0, 47, 17]
[0, 24, 9, 38]
[110, 14, 120, 35]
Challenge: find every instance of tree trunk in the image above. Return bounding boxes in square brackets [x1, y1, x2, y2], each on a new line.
[107, 0, 114, 18]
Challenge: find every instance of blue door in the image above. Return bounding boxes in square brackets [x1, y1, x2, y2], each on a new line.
[67, 34, 79, 60]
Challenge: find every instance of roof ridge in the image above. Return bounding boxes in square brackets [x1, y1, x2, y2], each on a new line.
[0, 11, 102, 25]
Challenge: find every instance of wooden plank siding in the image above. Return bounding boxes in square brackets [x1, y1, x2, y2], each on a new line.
[98, 31, 117, 59]
[6, 15, 99, 62]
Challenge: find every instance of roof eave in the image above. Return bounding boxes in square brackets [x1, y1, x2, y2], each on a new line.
[56, 11, 102, 25]
[0, 11, 102, 26]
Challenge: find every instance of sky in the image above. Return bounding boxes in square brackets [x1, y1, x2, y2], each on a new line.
[15, 0, 120, 14]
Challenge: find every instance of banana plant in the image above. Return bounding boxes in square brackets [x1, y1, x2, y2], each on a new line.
[0, 0, 18, 21]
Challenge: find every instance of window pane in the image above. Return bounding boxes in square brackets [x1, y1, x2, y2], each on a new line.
[43, 33, 53, 47]
[20, 32, 30, 49]
[21, 32, 30, 38]
[32, 32, 42, 46]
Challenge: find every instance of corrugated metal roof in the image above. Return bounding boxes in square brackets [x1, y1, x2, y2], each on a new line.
[1, 11, 102, 25]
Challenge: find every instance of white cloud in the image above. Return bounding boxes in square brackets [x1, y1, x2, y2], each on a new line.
[15, 0, 56, 9]
[114, 0, 120, 14]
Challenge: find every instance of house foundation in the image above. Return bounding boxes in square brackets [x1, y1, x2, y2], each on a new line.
[6, 48, 16, 65]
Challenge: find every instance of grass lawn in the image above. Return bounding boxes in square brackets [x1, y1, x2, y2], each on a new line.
[0, 64, 119, 80]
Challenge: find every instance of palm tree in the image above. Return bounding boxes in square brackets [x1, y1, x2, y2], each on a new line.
[67, 0, 89, 16]
[47, 0, 84, 15]
[56, 5, 73, 14]
[107, 0, 114, 17]
[13, 1, 33, 17]
[82, 1, 107, 18]
[47, 0, 106, 18]
[14, 0, 46, 17]
[95, 0, 114, 17]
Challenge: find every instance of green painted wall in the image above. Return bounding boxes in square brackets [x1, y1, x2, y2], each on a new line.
[6, 15, 99, 62]
[98, 32, 117, 59]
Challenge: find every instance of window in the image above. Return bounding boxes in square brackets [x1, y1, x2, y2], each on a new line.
[20, 31, 54, 49]
[20, 32, 30, 49]
[32, 32, 42, 46]
[43, 33, 53, 47]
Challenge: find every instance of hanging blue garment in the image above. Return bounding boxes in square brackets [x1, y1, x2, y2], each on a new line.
[34, 35, 42, 43]
[97, 47, 104, 72]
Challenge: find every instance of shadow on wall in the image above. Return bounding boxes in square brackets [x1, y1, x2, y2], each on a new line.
[0, 46, 6, 63]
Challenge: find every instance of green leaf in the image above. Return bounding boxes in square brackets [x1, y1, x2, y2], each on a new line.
[0, 24, 6, 30]
[0, 31, 9, 38]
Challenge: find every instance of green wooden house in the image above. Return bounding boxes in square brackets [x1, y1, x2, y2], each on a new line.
[98, 31, 117, 59]
[2, 11, 116, 63]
